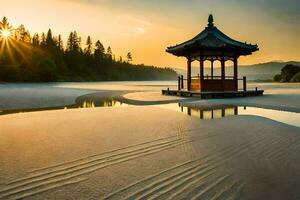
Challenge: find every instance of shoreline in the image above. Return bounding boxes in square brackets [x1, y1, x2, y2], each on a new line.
[0, 82, 299, 199]
[1, 82, 300, 114]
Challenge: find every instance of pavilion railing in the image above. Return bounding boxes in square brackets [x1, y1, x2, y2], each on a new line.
[203, 75, 235, 80]
[177, 76, 247, 92]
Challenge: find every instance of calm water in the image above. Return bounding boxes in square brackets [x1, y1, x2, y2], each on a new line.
[0, 98, 128, 115]
[76, 98, 300, 128]
[54, 81, 178, 91]
[2, 96, 299, 128]
[159, 103, 300, 128]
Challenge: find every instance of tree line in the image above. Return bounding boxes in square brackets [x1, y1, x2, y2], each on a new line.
[0, 17, 177, 82]
[273, 64, 300, 82]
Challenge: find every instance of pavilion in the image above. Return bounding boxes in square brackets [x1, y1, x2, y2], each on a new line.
[163, 15, 264, 98]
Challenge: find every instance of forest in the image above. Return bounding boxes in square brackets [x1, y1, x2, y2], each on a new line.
[0, 17, 177, 82]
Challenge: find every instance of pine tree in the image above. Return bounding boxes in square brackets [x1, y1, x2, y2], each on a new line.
[46, 29, 55, 46]
[73, 31, 81, 52]
[66, 32, 74, 51]
[0, 17, 11, 30]
[23, 30, 31, 43]
[84, 36, 93, 56]
[94, 40, 105, 67]
[15, 25, 26, 41]
[32, 33, 40, 45]
[40, 33, 46, 46]
[127, 52, 133, 63]
[95, 40, 105, 55]
[57, 34, 63, 51]
[67, 31, 80, 52]
[106, 46, 113, 60]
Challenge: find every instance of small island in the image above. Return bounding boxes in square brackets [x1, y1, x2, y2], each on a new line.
[273, 64, 300, 82]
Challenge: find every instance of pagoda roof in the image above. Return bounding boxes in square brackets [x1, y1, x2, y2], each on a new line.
[166, 15, 259, 57]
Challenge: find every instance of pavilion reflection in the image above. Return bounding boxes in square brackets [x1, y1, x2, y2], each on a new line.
[179, 104, 240, 120]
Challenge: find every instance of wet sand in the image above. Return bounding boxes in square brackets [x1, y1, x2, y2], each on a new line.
[0, 82, 300, 200]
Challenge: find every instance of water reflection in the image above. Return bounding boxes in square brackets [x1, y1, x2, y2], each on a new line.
[161, 103, 300, 128]
[81, 100, 95, 108]
[177, 105, 239, 120]
[1, 97, 299, 129]
[78, 99, 128, 108]
[0, 98, 128, 115]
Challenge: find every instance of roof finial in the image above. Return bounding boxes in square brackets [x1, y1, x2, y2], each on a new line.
[208, 14, 214, 27]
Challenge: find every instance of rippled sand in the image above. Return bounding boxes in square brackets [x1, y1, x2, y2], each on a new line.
[1, 106, 300, 200]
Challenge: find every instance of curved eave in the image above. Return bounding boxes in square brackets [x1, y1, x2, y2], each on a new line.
[166, 26, 259, 57]
[166, 44, 258, 57]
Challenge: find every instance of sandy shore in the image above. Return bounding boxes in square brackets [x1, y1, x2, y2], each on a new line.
[0, 82, 300, 199]
[0, 107, 300, 200]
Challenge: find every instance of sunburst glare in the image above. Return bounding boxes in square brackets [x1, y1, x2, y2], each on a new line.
[1, 29, 11, 38]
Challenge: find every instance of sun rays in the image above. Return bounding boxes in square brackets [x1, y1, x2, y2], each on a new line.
[0, 30, 17, 63]
[0, 17, 13, 40]
[0, 29, 11, 38]
[0, 17, 44, 64]
[0, 17, 16, 62]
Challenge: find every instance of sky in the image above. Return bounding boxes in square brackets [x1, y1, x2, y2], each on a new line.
[0, 0, 299, 68]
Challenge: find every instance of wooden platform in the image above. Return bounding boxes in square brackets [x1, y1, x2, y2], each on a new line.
[162, 89, 264, 99]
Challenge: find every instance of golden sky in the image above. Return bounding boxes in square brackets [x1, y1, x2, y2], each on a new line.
[1, 0, 299, 68]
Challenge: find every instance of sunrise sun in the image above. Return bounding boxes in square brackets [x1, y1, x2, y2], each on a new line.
[1, 29, 11, 38]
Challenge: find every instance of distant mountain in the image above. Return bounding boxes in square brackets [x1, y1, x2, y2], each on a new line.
[237, 61, 300, 81]
[174, 61, 300, 82]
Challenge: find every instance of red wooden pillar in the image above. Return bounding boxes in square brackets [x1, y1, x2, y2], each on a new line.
[181, 75, 184, 89]
[211, 60, 214, 79]
[200, 56, 204, 92]
[221, 56, 225, 80]
[221, 55, 225, 91]
[233, 56, 238, 91]
[187, 57, 192, 91]
[222, 108, 225, 117]
[243, 76, 247, 92]
[234, 106, 238, 115]
[187, 108, 191, 116]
